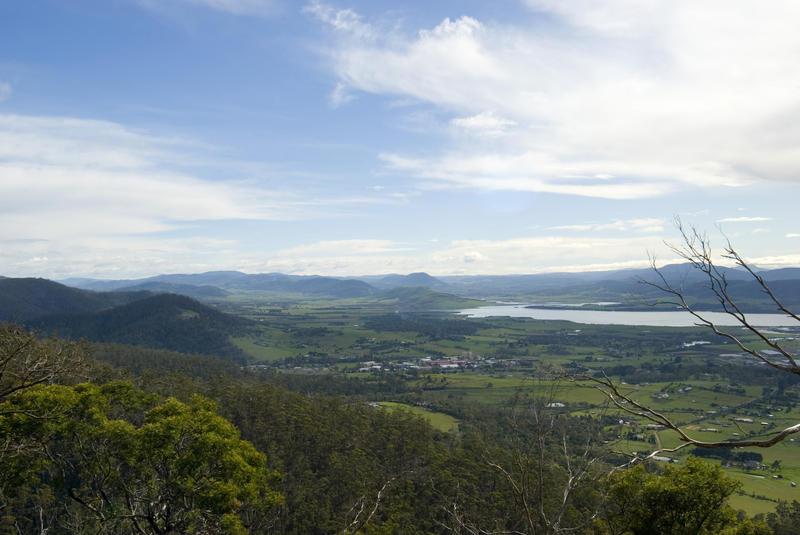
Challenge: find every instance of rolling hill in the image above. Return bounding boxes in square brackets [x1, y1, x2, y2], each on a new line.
[27, 293, 251, 361]
[0, 278, 151, 322]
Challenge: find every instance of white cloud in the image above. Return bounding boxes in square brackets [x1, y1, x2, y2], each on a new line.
[786, 233, 800, 238]
[745, 254, 800, 269]
[0, 115, 306, 237]
[550, 218, 664, 233]
[717, 216, 773, 223]
[310, 2, 800, 198]
[451, 111, 516, 137]
[523, 0, 670, 37]
[380, 152, 672, 199]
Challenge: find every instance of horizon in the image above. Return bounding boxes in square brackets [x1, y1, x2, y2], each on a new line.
[4, 259, 786, 284]
[3, 2, 800, 279]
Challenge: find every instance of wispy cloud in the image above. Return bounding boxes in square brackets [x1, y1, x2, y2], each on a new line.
[717, 216, 773, 223]
[310, 2, 800, 198]
[550, 218, 664, 233]
[380, 152, 671, 199]
[451, 111, 516, 137]
[248, 235, 673, 276]
[329, 82, 355, 108]
[0, 113, 385, 278]
[304, 1, 374, 39]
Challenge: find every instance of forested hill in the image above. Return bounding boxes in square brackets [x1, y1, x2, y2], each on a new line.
[0, 277, 151, 322]
[65, 271, 377, 298]
[27, 293, 250, 361]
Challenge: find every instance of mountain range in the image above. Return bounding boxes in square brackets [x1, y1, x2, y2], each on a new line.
[3, 263, 800, 362]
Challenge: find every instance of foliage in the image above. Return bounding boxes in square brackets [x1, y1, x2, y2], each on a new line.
[0, 316, 782, 534]
[596, 457, 770, 535]
[0, 381, 281, 534]
[766, 500, 800, 535]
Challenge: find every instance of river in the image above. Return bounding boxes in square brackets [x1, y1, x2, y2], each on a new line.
[458, 305, 799, 327]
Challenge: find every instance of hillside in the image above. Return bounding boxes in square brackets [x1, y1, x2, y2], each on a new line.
[0, 278, 151, 322]
[27, 293, 250, 361]
[64, 271, 376, 298]
[376, 287, 484, 311]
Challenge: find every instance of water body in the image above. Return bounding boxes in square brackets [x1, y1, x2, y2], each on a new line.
[458, 305, 799, 327]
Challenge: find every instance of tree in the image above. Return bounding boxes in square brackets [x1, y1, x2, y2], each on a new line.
[767, 500, 800, 535]
[0, 381, 282, 534]
[590, 222, 800, 457]
[595, 456, 770, 535]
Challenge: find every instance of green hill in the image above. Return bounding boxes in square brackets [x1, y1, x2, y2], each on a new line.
[0, 278, 150, 322]
[28, 293, 251, 362]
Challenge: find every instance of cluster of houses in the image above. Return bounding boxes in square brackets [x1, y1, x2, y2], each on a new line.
[356, 353, 537, 373]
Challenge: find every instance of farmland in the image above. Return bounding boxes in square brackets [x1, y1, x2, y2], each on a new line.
[216, 293, 800, 515]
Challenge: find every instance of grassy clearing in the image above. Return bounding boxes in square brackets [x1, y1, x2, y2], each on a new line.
[231, 336, 296, 361]
[375, 401, 459, 432]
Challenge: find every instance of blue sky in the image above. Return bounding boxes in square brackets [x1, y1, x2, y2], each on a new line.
[2, 0, 800, 279]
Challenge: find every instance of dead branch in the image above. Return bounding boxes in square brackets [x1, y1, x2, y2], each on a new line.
[582, 373, 800, 457]
[575, 223, 800, 458]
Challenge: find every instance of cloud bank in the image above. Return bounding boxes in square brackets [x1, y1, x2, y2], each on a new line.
[0, 113, 371, 278]
[310, 1, 800, 199]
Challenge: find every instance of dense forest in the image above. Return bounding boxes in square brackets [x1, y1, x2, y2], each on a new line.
[3, 323, 798, 534]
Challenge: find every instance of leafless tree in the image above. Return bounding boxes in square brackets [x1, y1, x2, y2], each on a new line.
[0, 324, 87, 517]
[438, 387, 606, 535]
[588, 221, 800, 459]
[339, 476, 397, 535]
[0, 323, 87, 407]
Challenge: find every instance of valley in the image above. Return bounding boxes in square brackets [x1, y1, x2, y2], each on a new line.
[3, 264, 800, 530]
[5, 265, 800, 519]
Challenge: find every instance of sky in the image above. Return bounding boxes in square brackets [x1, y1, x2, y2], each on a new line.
[2, 0, 800, 279]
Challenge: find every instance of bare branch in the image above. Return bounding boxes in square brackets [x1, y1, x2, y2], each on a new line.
[581, 372, 800, 456]
[340, 476, 396, 535]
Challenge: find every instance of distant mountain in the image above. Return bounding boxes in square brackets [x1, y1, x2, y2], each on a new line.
[761, 267, 800, 281]
[61, 271, 248, 292]
[438, 263, 754, 298]
[28, 293, 249, 361]
[149, 271, 249, 287]
[366, 272, 450, 290]
[53, 263, 800, 310]
[0, 278, 151, 322]
[116, 281, 229, 299]
[220, 273, 375, 297]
